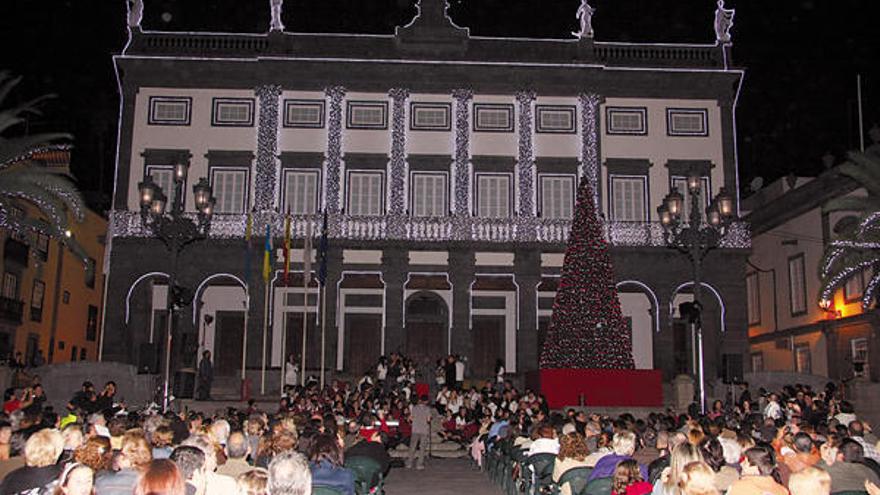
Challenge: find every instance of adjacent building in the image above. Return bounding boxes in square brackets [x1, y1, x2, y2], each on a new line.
[745, 144, 880, 381]
[104, 0, 750, 392]
[0, 148, 106, 365]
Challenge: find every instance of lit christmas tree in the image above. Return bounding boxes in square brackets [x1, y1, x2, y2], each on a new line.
[539, 177, 634, 369]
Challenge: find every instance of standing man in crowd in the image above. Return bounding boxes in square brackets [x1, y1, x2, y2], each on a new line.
[197, 350, 213, 401]
[408, 394, 432, 470]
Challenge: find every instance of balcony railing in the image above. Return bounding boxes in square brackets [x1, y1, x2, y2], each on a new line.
[0, 297, 24, 325]
[111, 210, 750, 248]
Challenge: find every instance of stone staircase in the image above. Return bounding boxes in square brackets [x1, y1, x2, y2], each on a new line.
[390, 417, 469, 460]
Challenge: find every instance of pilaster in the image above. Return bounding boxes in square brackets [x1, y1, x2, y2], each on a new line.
[448, 249, 475, 359]
[382, 247, 408, 355]
[325, 86, 347, 214]
[254, 85, 282, 211]
[515, 249, 541, 373]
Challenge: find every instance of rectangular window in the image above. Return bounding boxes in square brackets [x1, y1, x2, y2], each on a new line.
[35, 234, 49, 262]
[212, 98, 255, 127]
[788, 254, 807, 315]
[410, 103, 451, 131]
[346, 101, 388, 129]
[86, 305, 98, 342]
[80, 348, 87, 361]
[85, 257, 96, 289]
[751, 352, 764, 372]
[284, 99, 325, 128]
[852, 337, 869, 363]
[211, 168, 248, 214]
[30, 280, 45, 322]
[540, 175, 575, 219]
[606, 107, 648, 135]
[667, 108, 709, 137]
[746, 272, 760, 326]
[71, 346, 78, 362]
[2, 273, 18, 299]
[473, 104, 515, 132]
[148, 96, 191, 126]
[610, 176, 647, 222]
[671, 176, 710, 217]
[845, 272, 864, 303]
[536, 105, 576, 134]
[794, 344, 811, 373]
[283, 170, 319, 215]
[411, 173, 448, 217]
[476, 174, 511, 218]
[346, 171, 384, 216]
[145, 166, 178, 205]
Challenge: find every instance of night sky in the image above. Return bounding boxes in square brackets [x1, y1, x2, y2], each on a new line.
[2, 0, 878, 212]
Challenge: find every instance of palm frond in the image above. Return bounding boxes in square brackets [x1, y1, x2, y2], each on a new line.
[838, 153, 880, 196]
[0, 133, 72, 166]
[0, 73, 23, 104]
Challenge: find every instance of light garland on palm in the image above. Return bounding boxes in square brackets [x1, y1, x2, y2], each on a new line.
[579, 93, 601, 210]
[820, 210, 880, 308]
[255, 84, 281, 211]
[325, 86, 346, 215]
[388, 88, 410, 237]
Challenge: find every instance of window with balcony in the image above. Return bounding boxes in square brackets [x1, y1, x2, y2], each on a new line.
[284, 170, 320, 215]
[211, 168, 248, 214]
[610, 176, 647, 222]
[145, 165, 179, 205]
[476, 174, 511, 218]
[746, 272, 760, 326]
[540, 175, 574, 219]
[788, 254, 807, 316]
[346, 171, 384, 216]
[671, 176, 710, 217]
[30, 280, 44, 322]
[411, 172, 448, 217]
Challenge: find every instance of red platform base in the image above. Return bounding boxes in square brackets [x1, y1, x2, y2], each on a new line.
[528, 369, 663, 409]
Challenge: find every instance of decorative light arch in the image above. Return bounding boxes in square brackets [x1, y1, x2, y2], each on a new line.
[669, 281, 727, 333]
[616, 280, 661, 333]
[191, 273, 250, 324]
[124, 272, 169, 324]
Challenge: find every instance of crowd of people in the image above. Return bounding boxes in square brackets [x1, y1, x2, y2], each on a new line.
[475, 382, 880, 495]
[1, 353, 880, 495]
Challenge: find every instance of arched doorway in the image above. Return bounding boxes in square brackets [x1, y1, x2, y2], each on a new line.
[405, 291, 448, 364]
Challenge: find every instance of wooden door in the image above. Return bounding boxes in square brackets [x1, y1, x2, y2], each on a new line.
[285, 313, 319, 373]
[406, 322, 446, 363]
[215, 311, 244, 375]
[345, 314, 382, 376]
[472, 316, 504, 380]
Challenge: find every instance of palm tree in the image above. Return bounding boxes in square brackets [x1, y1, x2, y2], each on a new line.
[0, 72, 86, 261]
[819, 151, 880, 308]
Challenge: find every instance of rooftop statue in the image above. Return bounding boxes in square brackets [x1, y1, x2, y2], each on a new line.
[572, 0, 595, 39]
[714, 0, 735, 44]
[128, 0, 143, 28]
[270, 0, 285, 32]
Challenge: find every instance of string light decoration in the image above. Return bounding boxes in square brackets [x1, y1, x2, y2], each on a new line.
[325, 86, 346, 214]
[452, 89, 473, 217]
[539, 175, 635, 370]
[579, 93, 601, 210]
[516, 90, 536, 223]
[388, 88, 409, 237]
[255, 85, 282, 211]
[820, 210, 880, 308]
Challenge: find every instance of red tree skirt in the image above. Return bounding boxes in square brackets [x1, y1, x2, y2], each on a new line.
[528, 369, 663, 408]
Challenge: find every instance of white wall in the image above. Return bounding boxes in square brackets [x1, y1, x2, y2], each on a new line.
[618, 292, 654, 369]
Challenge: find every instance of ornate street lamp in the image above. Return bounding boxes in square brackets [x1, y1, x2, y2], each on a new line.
[138, 163, 214, 412]
[657, 175, 736, 414]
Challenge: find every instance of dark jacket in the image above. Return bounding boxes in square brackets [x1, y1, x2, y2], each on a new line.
[310, 460, 355, 495]
[345, 441, 391, 484]
[0, 464, 61, 495]
[94, 467, 140, 495]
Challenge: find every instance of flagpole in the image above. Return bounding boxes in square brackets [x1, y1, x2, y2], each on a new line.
[320, 282, 327, 389]
[241, 292, 248, 382]
[301, 281, 308, 386]
[261, 282, 269, 395]
[280, 303, 287, 396]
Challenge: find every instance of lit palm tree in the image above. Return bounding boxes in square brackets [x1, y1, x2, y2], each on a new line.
[0, 72, 86, 261]
[819, 151, 880, 308]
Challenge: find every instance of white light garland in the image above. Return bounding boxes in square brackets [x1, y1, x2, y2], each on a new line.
[452, 89, 473, 240]
[516, 90, 536, 221]
[255, 84, 281, 211]
[388, 88, 409, 237]
[325, 86, 346, 215]
[579, 93, 601, 210]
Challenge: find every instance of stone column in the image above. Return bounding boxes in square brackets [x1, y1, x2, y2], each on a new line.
[382, 247, 408, 355]
[255, 85, 282, 211]
[578, 93, 602, 211]
[449, 249, 475, 359]
[388, 88, 409, 238]
[321, 247, 343, 372]
[515, 249, 541, 373]
[324, 86, 346, 214]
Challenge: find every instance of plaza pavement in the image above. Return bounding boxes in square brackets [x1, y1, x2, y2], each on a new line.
[384, 458, 500, 495]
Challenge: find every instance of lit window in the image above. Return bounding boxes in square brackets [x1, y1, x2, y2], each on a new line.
[347, 171, 384, 216]
[788, 255, 807, 315]
[610, 176, 647, 222]
[146, 166, 178, 204]
[540, 176, 574, 219]
[477, 174, 510, 218]
[671, 176, 710, 217]
[411, 173, 448, 217]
